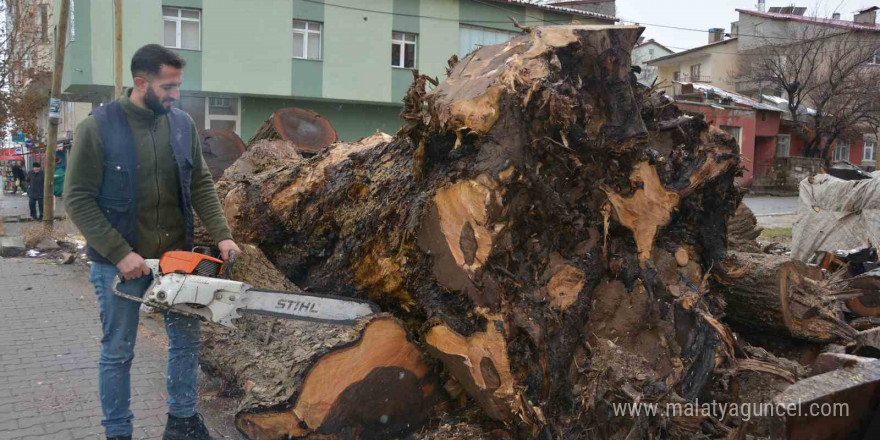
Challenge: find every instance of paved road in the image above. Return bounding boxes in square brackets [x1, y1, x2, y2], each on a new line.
[0, 258, 244, 440]
[1, 190, 244, 439]
[0, 192, 35, 219]
[742, 196, 800, 217]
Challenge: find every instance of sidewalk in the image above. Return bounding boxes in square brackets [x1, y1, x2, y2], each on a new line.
[0, 191, 243, 440]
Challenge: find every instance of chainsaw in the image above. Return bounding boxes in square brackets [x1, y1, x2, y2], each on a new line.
[113, 250, 379, 328]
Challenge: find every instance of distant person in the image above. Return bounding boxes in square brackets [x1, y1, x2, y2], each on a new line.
[26, 162, 44, 220]
[11, 161, 26, 194]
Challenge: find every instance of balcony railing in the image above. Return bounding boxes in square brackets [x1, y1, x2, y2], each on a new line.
[674, 74, 712, 83]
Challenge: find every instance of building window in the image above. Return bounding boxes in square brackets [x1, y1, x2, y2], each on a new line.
[176, 95, 241, 135]
[648, 48, 655, 57]
[720, 125, 742, 147]
[689, 64, 703, 81]
[673, 71, 680, 81]
[872, 49, 880, 65]
[163, 7, 200, 50]
[776, 134, 791, 158]
[392, 32, 417, 69]
[293, 20, 322, 60]
[833, 140, 850, 162]
[458, 25, 517, 57]
[864, 139, 876, 162]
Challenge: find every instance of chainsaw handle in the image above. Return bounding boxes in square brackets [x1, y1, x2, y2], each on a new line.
[223, 250, 238, 279]
[114, 270, 154, 297]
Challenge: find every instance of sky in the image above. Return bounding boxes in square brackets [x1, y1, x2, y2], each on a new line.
[613, 0, 880, 51]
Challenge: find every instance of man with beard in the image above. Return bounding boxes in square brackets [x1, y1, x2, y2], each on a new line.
[65, 44, 238, 440]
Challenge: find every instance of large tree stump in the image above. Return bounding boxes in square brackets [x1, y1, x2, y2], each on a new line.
[207, 25, 750, 439]
[719, 251, 857, 343]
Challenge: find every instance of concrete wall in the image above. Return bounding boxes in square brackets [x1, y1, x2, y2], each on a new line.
[60, 0, 597, 141]
[632, 42, 673, 85]
[707, 47, 739, 91]
[240, 97, 402, 142]
[653, 39, 738, 94]
[754, 110, 780, 136]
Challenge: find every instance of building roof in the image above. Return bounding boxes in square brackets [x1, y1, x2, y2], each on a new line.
[635, 38, 674, 53]
[489, 0, 618, 22]
[676, 81, 783, 112]
[736, 9, 880, 32]
[648, 38, 737, 65]
[761, 94, 818, 116]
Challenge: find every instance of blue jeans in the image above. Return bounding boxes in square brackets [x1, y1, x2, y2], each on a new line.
[90, 262, 202, 438]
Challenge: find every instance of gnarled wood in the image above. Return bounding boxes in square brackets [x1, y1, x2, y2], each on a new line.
[720, 251, 857, 343]
[425, 312, 515, 421]
[204, 26, 748, 439]
[201, 246, 437, 439]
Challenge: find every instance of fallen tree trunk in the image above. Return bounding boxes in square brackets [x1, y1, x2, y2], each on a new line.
[719, 251, 857, 343]
[206, 25, 755, 439]
[201, 245, 438, 439]
[728, 202, 763, 252]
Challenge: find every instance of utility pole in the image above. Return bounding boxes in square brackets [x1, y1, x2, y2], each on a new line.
[42, 0, 71, 228]
[114, 0, 123, 98]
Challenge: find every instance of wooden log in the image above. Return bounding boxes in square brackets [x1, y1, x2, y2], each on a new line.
[193, 140, 303, 247]
[843, 269, 880, 317]
[199, 246, 439, 439]
[247, 107, 338, 155]
[207, 26, 747, 439]
[199, 129, 247, 181]
[728, 202, 763, 252]
[719, 251, 857, 343]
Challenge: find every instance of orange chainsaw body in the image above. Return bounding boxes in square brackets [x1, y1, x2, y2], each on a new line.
[159, 251, 225, 277]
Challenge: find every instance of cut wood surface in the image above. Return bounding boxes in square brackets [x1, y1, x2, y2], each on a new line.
[844, 270, 880, 317]
[425, 312, 515, 421]
[201, 25, 770, 439]
[201, 246, 437, 440]
[199, 129, 247, 181]
[247, 107, 338, 155]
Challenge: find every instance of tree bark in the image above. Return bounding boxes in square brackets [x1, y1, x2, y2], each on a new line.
[200, 245, 438, 440]
[205, 26, 751, 439]
[719, 251, 857, 343]
[728, 203, 763, 252]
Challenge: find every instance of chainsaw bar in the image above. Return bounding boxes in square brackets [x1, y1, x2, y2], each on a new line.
[115, 272, 380, 328]
[241, 288, 380, 326]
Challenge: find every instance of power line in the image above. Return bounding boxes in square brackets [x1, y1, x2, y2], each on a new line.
[298, 0, 879, 56]
[298, 0, 566, 25]
[618, 15, 880, 45]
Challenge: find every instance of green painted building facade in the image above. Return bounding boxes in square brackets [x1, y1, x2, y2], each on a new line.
[58, 0, 614, 141]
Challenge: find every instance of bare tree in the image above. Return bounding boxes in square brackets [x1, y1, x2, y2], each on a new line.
[1, 0, 53, 141]
[737, 19, 880, 159]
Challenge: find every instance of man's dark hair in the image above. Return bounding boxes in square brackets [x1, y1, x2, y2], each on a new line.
[33, 162, 41, 168]
[131, 44, 186, 78]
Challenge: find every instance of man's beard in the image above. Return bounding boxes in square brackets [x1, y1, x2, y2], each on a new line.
[144, 87, 173, 114]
